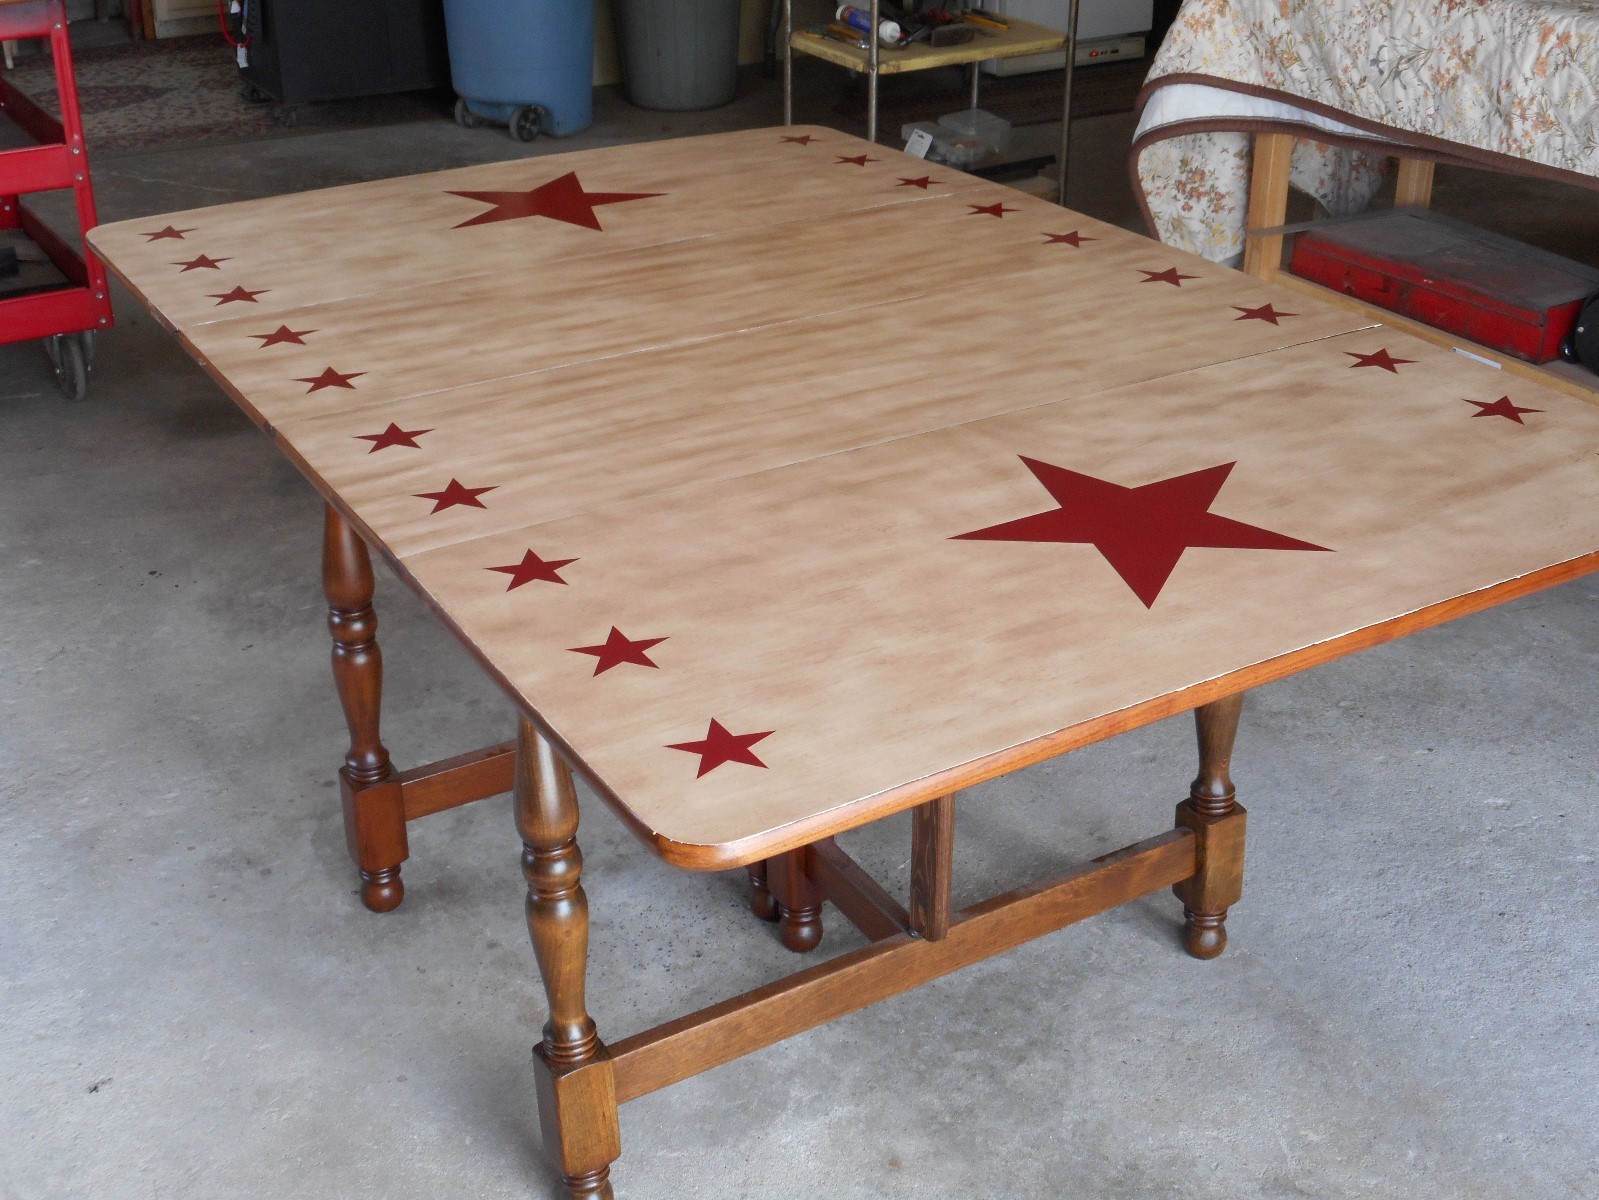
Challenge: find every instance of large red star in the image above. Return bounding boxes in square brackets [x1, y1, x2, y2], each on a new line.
[174, 254, 229, 271]
[295, 366, 366, 393]
[1044, 231, 1094, 246]
[898, 176, 938, 189]
[568, 627, 667, 675]
[415, 479, 496, 514]
[486, 548, 577, 589]
[209, 286, 268, 305]
[250, 325, 316, 348]
[354, 423, 432, 452]
[968, 202, 1015, 218]
[1345, 348, 1414, 372]
[1464, 395, 1542, 424]
[447, 172, 663, 231]
[953, 458, 1330, 608]
[1140, 267, 1197, 286]
[836, 154, 878, 166]
[666, 719, 774, 777]
[142, 226, 194, 241]
[781, 134, 816, 144]
[1233, 303, 1296, 324]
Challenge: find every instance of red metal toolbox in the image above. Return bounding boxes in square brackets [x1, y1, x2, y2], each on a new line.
[1289, 209, 1599, 364]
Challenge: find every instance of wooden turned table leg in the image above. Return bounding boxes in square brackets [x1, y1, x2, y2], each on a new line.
[746, 859, 779, 922]
[516, 719, 621, 1200]
[322, 505, 407, 913]
[1173, 694, 1248, 960]
[768, 846, 824, 952]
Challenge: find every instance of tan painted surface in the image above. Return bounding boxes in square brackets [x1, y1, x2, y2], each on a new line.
[792, 16, 1066, 75]
[398, 327, 1599, 863]
[90, 127, 1599, 869]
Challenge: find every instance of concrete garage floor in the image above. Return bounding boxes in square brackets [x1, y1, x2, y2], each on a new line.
[3, 61, 1598, 1200]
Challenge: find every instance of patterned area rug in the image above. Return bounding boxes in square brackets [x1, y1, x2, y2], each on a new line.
[2, 34, 446, 156]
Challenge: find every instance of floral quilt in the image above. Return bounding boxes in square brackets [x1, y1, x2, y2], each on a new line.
[1131, 0, 1599, 263]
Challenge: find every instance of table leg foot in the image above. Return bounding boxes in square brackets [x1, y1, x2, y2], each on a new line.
[746, 860, 780, 922]
[1173, 695, 1248, 960]
[324, 505, 408, 911]
[769, 847, 824, 952]
[1181, 908, 1228, 960]
[359, 865, 404, 913]
[560, 1167, 614, 1199]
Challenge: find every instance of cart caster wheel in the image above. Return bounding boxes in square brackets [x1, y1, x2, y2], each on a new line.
[1559, 333, 1581, 364]
[509, 105, 545, 143]
[240, 80, 271, 103]
[50, 333, 90, 401]
[453, 97, 482, 129]
[272, 104, 301, 128]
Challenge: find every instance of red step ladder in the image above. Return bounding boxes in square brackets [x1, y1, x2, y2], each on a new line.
[0, 0, 113, 398]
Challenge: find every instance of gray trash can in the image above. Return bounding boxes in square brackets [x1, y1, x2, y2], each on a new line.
[613, 0, 742, 111]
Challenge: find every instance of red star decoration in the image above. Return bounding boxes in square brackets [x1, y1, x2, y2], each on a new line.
[1139, 267, 1198, 286]
[354, 423, 432, 452]
[1345, 348, 1415, 373]
[1044, 231, 1094, 246]
[897, 176, 938, 189]
[209, 286, 268, 305]
[968, 202, 1015, 218]
[142, 226, 194, 241]
[568, 627, 668, 675]
[174, 254, 229, 271]
[1233, 303, 1296, 324]
[781, 134, 816, 144]
[295, 366, 366, 393]
[953, 458, 1330, 608]
[666, 719, 774, 778]
[1463, 395, 1542, 424]
[415, 479, 496, 514]
[447, 172, 663, 231]
[486, 548, 577, 589]
[836, 154, 877, 166]
[250, 325, 316, 347]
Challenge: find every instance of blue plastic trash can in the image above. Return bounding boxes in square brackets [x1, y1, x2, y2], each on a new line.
[444, 0, 595, 139]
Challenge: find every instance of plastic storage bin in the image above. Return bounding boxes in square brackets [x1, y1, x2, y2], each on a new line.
[444, 0, 595, 140]
[937, 108, 1011, 156]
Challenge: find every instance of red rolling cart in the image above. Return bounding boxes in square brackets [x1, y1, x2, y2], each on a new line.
[0, 0, 112, 399]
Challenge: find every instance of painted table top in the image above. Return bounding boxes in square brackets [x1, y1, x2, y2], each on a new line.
[89, 126, 1599, 869]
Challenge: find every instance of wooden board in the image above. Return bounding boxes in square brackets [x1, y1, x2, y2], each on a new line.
[87, 127, 988, 332]
[268, 258, 1369, 561]
[792, 17, 1067, 76]
[395, 326, 1599, 867]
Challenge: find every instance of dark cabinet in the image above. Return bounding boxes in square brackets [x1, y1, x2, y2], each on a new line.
[241, 0, 450, 106]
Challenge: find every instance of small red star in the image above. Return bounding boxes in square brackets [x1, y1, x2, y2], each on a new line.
[954, 458, 1329, 608]
[354, 423, 432, 452]
[1139, 268, 1197, 286]
[142, 226, 194, 241]
[1463, 395, 1542, 424]
[295, 366, 366, 393]
[486, 548, 577, 589]
[209, 286, 268, 305]
[1233, 303, 1297, 324]
[781, 134, 816, 144]
[836, 154, 877, 166]
[447, 172, 663, 231]
[1345, 348, 1415, 373]
[968, 202, 1015, 218]
[568, 627, 667, 675]
[415, 479, 496, 514]
[174, 254, 229, 271]
[250, 325, 316, 348]
[1044, 231, 1094, 246]
[666, 719, 774, 778]
[897, 176, 938, 189]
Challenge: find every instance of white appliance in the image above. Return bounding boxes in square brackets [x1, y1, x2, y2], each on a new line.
[982, 0, 1153, 74]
